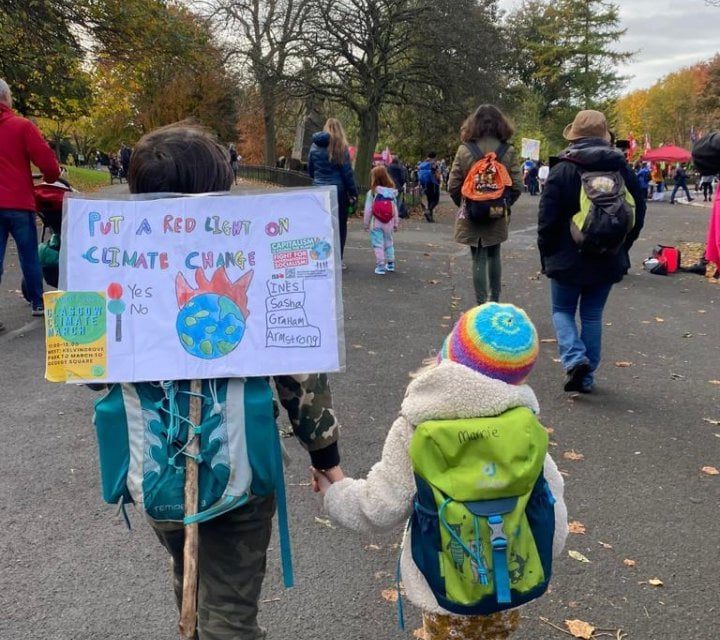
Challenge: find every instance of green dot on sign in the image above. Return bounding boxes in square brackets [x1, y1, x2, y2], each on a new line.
[91, 365, 105, 377]
[181, 333, 194, 347]
[217, 340, 235, 355]
[107, 299, 125, 315]
[195, 310, 210, 319]
[199, 340, 213, 355]
[184, 316, 197, 327]
[53, 292, 106, 344]
[205, 325, 217, 333]
[224, 325, 236, 335]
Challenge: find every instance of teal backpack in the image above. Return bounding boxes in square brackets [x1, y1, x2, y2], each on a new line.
[405, 406, 555, 617]
[93, 377, 293, 586]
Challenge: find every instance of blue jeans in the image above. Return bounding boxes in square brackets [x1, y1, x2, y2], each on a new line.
[670, 182, 692, 202]
[550, 280, 613, 385]
[0, 210, 44, 308]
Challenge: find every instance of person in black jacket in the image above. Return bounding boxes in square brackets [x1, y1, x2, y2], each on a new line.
[538, 110, 646, 393]
[308, 118, 358, 264]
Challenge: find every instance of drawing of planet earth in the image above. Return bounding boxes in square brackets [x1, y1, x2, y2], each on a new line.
[176, 293, 246, 359]
[310, 240, 332, 261]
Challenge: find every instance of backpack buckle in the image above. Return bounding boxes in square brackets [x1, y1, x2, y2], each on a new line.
[488, 515, 507, 550]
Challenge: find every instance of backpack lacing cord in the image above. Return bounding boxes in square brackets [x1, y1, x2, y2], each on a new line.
[438, 498, 489, 584]
[157, 381, 206, 467]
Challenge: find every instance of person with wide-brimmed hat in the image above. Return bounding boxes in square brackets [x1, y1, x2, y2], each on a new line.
[537, 110, 646, 393]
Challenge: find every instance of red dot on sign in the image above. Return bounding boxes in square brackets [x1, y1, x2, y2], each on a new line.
[107, 283, 123, 299]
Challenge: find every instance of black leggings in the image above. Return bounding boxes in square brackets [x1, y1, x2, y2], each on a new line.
[338, 190, 349, 257]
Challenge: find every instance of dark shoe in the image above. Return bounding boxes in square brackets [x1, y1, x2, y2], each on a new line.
[564, 361, 591, 392]
[32, 306, 44, 317]
[424, 210, 435, 223]
[579, 383, 594, 394]
[689, 198, 694, 202]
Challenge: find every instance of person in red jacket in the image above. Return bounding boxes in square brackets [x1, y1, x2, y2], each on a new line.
[0, 79, 61, 329]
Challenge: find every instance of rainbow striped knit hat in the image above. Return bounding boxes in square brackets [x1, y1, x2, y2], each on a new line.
[438, 303, 539, 385]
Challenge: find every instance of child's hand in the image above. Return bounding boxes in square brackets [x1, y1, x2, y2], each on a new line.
[310, 466, 344, 496]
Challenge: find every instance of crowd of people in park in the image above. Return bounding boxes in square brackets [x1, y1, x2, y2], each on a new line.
[3, 69, 720, 640]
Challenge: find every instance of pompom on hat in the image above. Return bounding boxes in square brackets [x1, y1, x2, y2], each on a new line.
[438, 303, 539, 385]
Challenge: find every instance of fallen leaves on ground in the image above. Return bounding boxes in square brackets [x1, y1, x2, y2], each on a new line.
[568, 550, 591, 563]
[427, 279, 440, 285]
[623, 558, 636, 567]
[364, 543, 381, 551]
[546, 426, 555, 434]
[314, 516, 335, 529]
[598, 541, 613, 549]
[701, 466, 720, 476]
[709, 380, 720, 385]
[655, 317, 665, 323]
[380, 589, 398, 603]
[569, 521, 587, 534]
[640, 578, 664, 587]
[564, 450, 585, 461]
[412, 629, 427, 639]
[702, 418, 720, 426]
[614, 361, 633, 368]
[565, 618, 595, 639]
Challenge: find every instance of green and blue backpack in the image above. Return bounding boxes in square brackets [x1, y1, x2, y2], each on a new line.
[93, 377, 293, 586]
[406, 406, 555, 616]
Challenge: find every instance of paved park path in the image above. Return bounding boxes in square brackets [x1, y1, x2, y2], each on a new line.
[1, 186, 718, 639]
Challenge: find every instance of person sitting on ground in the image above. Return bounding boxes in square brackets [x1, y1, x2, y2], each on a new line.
[0, 78, 61, 332]
[312, 303, 568, 640]
[538, 109, 646, 393]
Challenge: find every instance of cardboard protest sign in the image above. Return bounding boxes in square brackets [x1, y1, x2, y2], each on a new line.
[521, 138, 541, 161]
[45, 188, 345, 383]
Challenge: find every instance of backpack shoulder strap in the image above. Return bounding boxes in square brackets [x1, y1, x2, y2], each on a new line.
[495, 142, 509, 163]
[463, 141, 484, 162]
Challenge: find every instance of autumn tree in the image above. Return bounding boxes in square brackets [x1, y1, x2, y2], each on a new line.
[506, 0, 631, 149]
[0, 0, 91, 116]
[198, 0, 310, 165]
[89, 1, 239, 148]
[298, 0, 504, 181]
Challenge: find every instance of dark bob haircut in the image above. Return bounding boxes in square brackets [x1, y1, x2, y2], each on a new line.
[460, 105, 515, 143]
[128, 121, 233, 194]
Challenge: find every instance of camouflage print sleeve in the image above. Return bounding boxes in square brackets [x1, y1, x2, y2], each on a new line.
[273, 373, 340, 470]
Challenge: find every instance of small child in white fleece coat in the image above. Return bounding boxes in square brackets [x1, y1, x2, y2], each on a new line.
[314, 303, 568, 640]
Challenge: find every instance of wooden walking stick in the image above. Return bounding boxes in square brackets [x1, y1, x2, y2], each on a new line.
[179, 379, 202, 639]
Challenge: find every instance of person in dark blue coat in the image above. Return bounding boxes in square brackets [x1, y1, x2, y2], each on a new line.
[308, 118, 358, 264]
[538, 110, 646, 394]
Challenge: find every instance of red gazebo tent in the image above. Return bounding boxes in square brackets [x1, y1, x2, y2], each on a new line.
[641, 145, 692, 163]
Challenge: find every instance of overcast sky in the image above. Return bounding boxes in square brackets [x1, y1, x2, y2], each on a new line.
[498, 0, 720, 92]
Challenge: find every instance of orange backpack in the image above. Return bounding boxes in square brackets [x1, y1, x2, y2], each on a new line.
[461, 143, 512, 222]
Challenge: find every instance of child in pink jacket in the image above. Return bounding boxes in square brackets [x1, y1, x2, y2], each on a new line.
[363, 165, 399, 275]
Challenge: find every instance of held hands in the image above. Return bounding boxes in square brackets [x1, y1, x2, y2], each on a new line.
[310, 465, 346, 496]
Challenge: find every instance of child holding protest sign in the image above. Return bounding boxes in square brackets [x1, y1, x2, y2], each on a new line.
[95, 122, 345, 640]
[363, 165, 399, 275]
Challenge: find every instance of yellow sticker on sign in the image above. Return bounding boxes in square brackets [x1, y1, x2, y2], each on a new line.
[44, 290, 108, 382]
